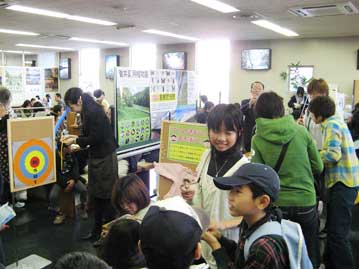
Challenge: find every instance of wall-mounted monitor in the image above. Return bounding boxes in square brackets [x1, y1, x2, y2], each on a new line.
[163, 52, 187, 70]
[59, 58, 71, 80]
[241, 48, 272, 70]
[105, 55, 120, 80]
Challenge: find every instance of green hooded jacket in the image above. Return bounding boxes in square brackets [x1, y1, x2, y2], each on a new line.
[251, 115, 323, 207]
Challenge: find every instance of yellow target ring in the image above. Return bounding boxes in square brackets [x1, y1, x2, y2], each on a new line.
[24, 151, 45, 174]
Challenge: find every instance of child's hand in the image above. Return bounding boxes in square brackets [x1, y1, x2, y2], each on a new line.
[202, 231, 221, 250]
[65, 180, 75, 192]
[0, 225, 9, 232]
[297, 116, 304, 125]
[61, 135, 78, 146]
[207, 225, 222, 239]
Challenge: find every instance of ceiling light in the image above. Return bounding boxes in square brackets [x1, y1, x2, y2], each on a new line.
[6, 5, 116, 26]
[70, 37, 128, 46]
[143, 29, 199, 41]
[190, 0, 239, 13]
[6, 5, 68, 18]
[16, 44, 74, 51]
[251, 20, 299, 37]
[0, 50, 32, 54]
[0, 28, 39, 36]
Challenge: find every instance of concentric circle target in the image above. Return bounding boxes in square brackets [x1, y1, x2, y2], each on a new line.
[13, 139, 54, 186]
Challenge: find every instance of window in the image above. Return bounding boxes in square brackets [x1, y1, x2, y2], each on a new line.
[79, 48, 100, 92]
[196, 39, 230, 104]
[130, 44, 156, 69]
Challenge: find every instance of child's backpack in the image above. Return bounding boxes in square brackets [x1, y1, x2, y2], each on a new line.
[244, 219, 313, 269]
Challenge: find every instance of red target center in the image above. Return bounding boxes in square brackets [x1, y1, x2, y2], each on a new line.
[30, 156, 40, 168]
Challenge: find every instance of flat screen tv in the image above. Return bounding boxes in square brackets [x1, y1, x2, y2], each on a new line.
[59, 58, 71, 80]
[241, 48, 271, 70]
[163, 52, 187, 70]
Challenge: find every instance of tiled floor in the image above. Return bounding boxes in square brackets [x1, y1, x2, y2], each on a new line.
[2, 200, 96, 268]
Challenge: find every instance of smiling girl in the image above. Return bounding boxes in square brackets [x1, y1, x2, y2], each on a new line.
[189, 104, 249, 268]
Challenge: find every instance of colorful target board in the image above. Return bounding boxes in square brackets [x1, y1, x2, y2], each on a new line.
[8, 117, 56, 192]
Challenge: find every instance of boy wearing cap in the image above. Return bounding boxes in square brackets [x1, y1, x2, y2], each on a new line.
[202, 163, 311, 269]
[140, 196, 207, 269]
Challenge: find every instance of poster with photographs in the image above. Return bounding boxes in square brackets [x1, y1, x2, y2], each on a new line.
[149, 70, 177, 129]
[4, 67, 24, 106]
[44, 68, 59, 92]
[116, 69, 151, 146]
[25, 68, 43, 100]
[116, 67, 198, 149]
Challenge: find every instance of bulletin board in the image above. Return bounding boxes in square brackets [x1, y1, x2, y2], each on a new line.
[115, 68, 198, 150]
[158, 120, 208, 198]
[7, 117, 56, 192]
[0, 66, 46, 106]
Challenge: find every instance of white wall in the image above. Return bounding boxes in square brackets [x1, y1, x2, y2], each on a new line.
[37, 52, 58, 68]
[3, 53, 23, 66]
[59, 51, 79, 96]
[99, 47, 130, 105]
[229, 37, 359, 104]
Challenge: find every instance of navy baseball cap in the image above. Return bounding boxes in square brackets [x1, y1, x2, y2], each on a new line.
[214, 163, 280, 201]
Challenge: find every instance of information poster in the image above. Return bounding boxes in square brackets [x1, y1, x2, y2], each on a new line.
[0, 66, 47, 106]
[4, 67, 24, 106]
[167, 123, 208, 164]
[150, 70, 177, 129]
[117, 69, 151, 146]
[45, 68, 58, 92]
[116, 68, 198, 148]
[25, 68, 43, 100]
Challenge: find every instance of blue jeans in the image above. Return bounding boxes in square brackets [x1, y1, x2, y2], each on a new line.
[49, 181, 87, 209]
[326, 182, 358, 269]
[280, 205, 320, 268]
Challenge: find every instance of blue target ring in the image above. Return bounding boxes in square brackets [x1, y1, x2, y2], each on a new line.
[19, 145, 49, 180]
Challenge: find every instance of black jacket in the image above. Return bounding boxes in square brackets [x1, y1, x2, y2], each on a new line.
[240, 99, 256, 153]
[77, 94, 117, 159]
[55, 151, 81, 189]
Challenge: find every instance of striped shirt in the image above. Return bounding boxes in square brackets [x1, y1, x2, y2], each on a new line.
[320, 115, 359, 188]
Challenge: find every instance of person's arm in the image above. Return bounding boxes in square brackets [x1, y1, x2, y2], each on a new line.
[77, 112, 106, 147]
[307, 134, 324, 175]
[288, 96, 296, 108]
[241, 100, 250, 115]
[202, 231, 237, 269]
[251, 138, 265, 164]
[320, 123, 342, 163]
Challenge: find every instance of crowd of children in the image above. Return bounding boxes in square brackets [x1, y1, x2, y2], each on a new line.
[0, 76, 359, 269]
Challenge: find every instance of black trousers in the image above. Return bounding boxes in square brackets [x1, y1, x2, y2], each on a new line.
[280, 205, 320, 268]
[93, 197, 115, 235]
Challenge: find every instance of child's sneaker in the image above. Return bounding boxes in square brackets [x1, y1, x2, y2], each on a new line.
[53, 213, 65, 225]
[80, 209, 88, 220]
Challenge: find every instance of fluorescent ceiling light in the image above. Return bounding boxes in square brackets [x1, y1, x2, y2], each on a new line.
[143, 29, 199, 41]
[70, 37, 128, 46]
[0, 28, 39, 36]
[251, 20, 299, 37]
[190, 0, 239, 13]
[16, 43, 74, 51]
[0, 50, 32, 54]
[6, 5, 116, 26]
